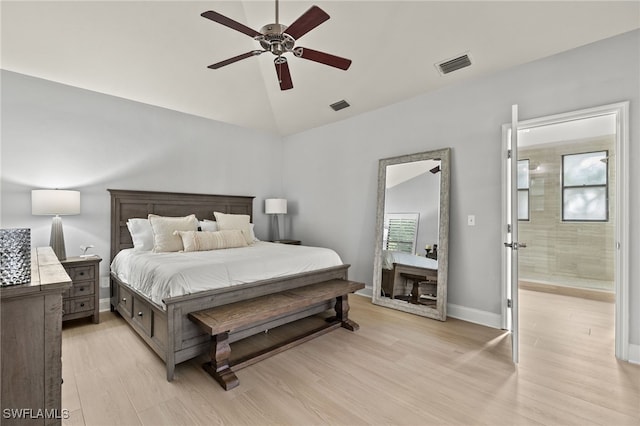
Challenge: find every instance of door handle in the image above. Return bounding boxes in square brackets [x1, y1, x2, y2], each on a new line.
[504, 242, 527, 249]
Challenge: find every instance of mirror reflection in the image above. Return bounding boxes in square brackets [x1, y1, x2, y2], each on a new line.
[372, 149, 450, 321]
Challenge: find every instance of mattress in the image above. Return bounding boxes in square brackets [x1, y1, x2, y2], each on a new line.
[111, 241, 343, 307]
[382, 250, 438, 270]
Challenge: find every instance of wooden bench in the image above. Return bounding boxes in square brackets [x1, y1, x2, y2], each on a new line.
[188, 279, 365, 390]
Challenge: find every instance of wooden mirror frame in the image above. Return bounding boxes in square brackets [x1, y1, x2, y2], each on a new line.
[371, 148, 451, 320]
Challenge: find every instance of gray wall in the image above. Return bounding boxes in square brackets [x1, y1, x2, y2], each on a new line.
[1, 71, 283, 301]
[282, 30, 639, 344]
[385, 172, 440, 254]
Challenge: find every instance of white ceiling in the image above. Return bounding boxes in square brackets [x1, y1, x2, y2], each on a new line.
[2, 1, 639, 136]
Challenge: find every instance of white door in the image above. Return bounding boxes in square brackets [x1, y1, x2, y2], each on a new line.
[501, 102, 629, 364]
[504, 104, 524, 363]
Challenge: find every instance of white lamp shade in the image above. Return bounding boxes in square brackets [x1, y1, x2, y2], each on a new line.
[265, 198, 287, 215]
[32, 189, 81, 215]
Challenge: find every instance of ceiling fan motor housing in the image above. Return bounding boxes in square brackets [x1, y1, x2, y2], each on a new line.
[259, 24, 295, 56]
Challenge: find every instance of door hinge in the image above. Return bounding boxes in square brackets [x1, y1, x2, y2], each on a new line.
[507, 299, 512, 308]
[507, 224, 512, 233]
[507, 149, 512, 159]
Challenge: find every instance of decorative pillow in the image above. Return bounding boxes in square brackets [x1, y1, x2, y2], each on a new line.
[126, 218, 154, 251]
[174, 230, 248, 252]
[199, 219, 218, 232]
[148, 214, 199, 252]
[213, 212, 253, 245]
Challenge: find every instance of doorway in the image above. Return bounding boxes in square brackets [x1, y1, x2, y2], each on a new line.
[501, 102, 630, 362]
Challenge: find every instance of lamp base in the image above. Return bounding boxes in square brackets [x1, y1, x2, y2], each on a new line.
[50, 215, 66, 260]
[269, 214, 281, 242]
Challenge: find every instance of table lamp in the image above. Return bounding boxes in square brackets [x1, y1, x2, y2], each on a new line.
[265, 198, 287, 241]
[31, 189, 81, 260]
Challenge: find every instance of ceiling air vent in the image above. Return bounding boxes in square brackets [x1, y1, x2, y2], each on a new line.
[330, 100, 350, 111]
[436, 53, 472, 75]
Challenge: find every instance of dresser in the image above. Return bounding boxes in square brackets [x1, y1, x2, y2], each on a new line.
[60, 255, 101, 324]
[1, 247, 72, 425]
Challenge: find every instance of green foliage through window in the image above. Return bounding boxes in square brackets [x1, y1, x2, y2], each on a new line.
[562, 151, 608, 221]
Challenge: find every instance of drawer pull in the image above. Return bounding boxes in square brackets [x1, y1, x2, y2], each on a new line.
[79, 287, 85, 292]
[80, 303, 85, 307]
[138, 311, 143, 317]
[79, 272, 85, 276]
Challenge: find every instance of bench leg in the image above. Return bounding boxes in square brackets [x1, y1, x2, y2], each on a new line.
[203, 332, 239, 391]
[335, 294, 359, 331]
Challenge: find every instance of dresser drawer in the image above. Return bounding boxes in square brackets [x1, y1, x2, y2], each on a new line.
[65, 265, 95, 281]
[68, 296, 94, 314]
[132, 296, 152, 336]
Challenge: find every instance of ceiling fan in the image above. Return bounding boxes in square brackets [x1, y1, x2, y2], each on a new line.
[201, 0, 352, 90]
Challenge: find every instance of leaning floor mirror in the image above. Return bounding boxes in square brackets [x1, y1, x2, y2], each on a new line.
[372, 148, 450, 321]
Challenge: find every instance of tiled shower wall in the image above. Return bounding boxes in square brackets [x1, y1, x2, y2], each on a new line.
[518, 136, 615, 292]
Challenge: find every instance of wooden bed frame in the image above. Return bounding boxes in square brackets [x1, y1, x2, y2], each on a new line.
[108, 189, 350, 381]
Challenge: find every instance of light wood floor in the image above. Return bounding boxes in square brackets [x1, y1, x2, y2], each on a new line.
[61, 291, 639, 425]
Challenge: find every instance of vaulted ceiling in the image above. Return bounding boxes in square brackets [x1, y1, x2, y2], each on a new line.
[2, 1, 639, 136]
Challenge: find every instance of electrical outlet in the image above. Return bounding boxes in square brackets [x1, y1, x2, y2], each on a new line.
[467, 215, 476, 226]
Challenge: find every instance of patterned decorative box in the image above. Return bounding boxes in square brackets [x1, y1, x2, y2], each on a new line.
[1, 228, 31, 286]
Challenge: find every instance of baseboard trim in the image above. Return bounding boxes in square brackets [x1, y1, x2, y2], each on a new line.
[99, 298, 111, 312]
[447, 303, 502, 329]
[629, 343, 640, 364]
[356, 287, 373, 298]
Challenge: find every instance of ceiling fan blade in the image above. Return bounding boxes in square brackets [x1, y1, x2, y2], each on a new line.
[208, 51, 264, 69]
[274, 59, 293, 90]
[284, 5, 330, 40]
[293, 47, 352, 70]
[201, 10, 261, 38]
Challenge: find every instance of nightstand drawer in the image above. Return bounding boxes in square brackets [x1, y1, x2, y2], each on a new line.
[65, 265, 95, 281]
[61, 255, 102, 324]
[70, 282, 95, 297]
[68, 296, 94, 314]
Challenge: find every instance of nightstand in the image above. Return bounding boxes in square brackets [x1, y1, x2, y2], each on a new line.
[60, 255, 102, 324]
[272, 239, 301, 245]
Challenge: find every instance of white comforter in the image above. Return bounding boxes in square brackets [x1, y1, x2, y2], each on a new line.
[111, 241, 343, 307]
[382, 250, 438, 270]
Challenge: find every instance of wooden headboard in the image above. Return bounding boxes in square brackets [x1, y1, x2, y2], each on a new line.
[109, 189, 254, 262]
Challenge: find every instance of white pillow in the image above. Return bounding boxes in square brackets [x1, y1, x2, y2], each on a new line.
[199, 220, 218, 232]
[213, 212, 253, 245]
[148, 214, 199, 252]
[126, 218, 154, 251]
[174, 230, 248, 252]
[249, 223, 259, 242]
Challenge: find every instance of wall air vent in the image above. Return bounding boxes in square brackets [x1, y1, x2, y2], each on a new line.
[436, 53, 472, 75]
[330, 100, 350, 111]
